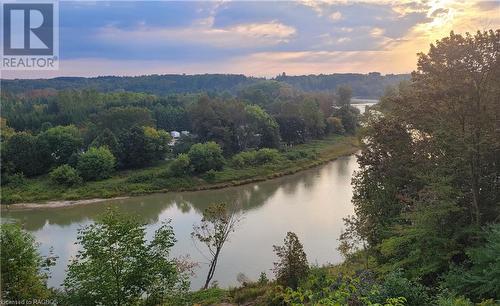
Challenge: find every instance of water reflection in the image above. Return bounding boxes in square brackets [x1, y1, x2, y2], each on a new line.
[2, 155, 359, 289]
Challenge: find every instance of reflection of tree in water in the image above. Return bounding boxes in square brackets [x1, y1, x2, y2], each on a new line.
[175, 200, 192, 213]
[2, 161, 339, 232]
[334, 156, 352, 178]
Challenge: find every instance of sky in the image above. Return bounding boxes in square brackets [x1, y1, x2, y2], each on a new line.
[2, 0, 499, 79]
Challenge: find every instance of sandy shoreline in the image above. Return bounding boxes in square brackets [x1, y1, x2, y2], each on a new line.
[2, 197, 130, 211]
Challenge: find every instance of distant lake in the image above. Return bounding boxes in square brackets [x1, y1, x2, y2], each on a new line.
[1, 102, 377, 290]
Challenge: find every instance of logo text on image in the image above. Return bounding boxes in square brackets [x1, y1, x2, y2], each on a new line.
[1, 1, 59, 70]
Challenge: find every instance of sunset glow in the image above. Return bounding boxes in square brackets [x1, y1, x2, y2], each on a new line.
[2, 0, 499, 78]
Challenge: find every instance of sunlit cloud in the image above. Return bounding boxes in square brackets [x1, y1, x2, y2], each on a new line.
[2, 0, 499, 79]
[330, 11, 343, 21]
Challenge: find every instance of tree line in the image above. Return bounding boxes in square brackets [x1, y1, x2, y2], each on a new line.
[1, 73, 407, 98]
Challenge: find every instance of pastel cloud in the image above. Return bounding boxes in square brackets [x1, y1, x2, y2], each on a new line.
[96, 19, 296, 49]
[2, 0, 499, 79]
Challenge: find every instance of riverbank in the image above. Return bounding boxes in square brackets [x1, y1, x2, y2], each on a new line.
[1, 135, 359, 207]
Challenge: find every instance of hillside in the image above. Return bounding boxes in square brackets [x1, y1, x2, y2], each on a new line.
[1, 73, 409, 98]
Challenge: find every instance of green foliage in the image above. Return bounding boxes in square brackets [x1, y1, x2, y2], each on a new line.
[172, 135, 196, 155]
[231, 148, 281, 168]
[273, 232, 309, 290]
[255, 148, 281, 164]
[441, 224, 500, 301]
[332, 105, 359, 134]
[185, 288, 228, 305]
[4, 172, 27, 188]
[435, 292, 474, 306]
[93, 106, 154, 134]
[89, 128, 121, 159]
[244, 104, 281, 149]
[63, 208, 188, 305]
[188, 141, 225, 173]
[374, 271, 430, 306]
[77, 146, 116, 181]
[169, 153, 192, 176]
[258, 272, 269, 285]
[231, 283, 269, 304]
[2, 132, 48, 176]
[37, 125, 83, 166]
[1, 223, 54, 300]
[203, 169, 217, 182]
[118, 126, 169, 168]
[49, 164, 82, 186]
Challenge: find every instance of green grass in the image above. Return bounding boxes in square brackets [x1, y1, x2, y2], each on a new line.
[1, 135, 359, 205]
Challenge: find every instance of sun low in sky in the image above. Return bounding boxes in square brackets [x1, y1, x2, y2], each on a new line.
[2, 0, 499, 79]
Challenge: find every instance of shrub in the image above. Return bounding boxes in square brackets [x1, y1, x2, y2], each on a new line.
[231, 148, 280, 168]
[125, 172, 155, 183]
[255, 148, 280, 164]
[187, 142, 225, 173]
[77, 146, 116, 181]
[203, 169, 217, 182]
[285, 150, 310, 161]
[231, 150, 258, 168]
[441, 224, 500, 301]
[5, 173, 27, 188]
[169, 153, 192, 176]
[49, 165, 82, 186]
[375, 270, 430, 306]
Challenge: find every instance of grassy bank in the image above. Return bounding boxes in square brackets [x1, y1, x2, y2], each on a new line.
[1, 135, 359, 205]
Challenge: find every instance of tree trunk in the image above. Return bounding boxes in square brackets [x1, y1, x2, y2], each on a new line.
[203, 248, 221, 289]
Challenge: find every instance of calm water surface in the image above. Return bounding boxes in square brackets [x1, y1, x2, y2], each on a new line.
[1, 154, 360, 289]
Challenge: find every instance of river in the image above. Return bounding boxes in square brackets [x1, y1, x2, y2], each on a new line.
[2, 102, 375, 290]
[1, 155, 359, 290]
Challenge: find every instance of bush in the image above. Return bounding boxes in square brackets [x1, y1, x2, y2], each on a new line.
[441, 224, 500, 301]
[285, 150, 309, 161]
[203, 169, 217, 182]
[5, 173, 27, 188]
[231, 150, 258, 168]
[187, 142, 225, 173]
[77, 146, 116, 181]
[169, 154, 192, 177]
[49, 165, 82, 186]
[231, 148, 280, 168]
[125, 172, 155, 183]
[255, 148, 280, 164]
[375, 270, 430, 306]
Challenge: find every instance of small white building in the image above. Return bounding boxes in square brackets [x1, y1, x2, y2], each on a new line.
[181, 130, 190, 136]
[170, 131, 180, 138]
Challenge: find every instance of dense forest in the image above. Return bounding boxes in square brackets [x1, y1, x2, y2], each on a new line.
[0, 72, 409, 98]
[1, 30, 499, 306]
